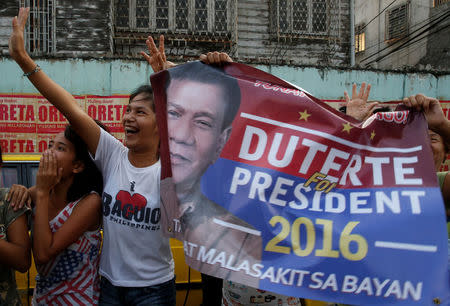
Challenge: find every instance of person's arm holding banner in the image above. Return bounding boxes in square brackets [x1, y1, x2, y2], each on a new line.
[403, 94, 450, 145]
[403, 94, 450, 213]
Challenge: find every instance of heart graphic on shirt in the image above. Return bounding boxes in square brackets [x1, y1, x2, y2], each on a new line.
[116, 190, 147, 218]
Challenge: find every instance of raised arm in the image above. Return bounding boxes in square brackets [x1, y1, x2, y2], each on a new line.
[344, 82, 379, 121]
[9, 7, 100, 155]
[141, 35, 176, 73]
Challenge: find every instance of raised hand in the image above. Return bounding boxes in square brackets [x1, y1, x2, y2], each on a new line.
[36, 151, 62, 194]
[402, 94, 446, 131]
[7, 184, 31, 211]
[344, 82, 379, 121]
[141, 35, 176, 73]
[8, 7, 29, 61]
[199, 51, 233, 65]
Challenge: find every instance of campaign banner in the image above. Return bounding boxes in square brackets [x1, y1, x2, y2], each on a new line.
[151, 62, 449, 305]
[0, 94, 128, 155]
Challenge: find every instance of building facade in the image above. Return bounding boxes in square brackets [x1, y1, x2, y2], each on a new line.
[354, 0, 450, 71]
[0, 0, 352, 66]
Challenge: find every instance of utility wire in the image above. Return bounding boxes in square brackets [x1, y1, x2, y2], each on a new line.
[365, 22, 450, 66]
[357, 8, 450, 54]
[359, 9, 450, 64]
[364, 12, 450, 66]
[356, 0, 398, 34]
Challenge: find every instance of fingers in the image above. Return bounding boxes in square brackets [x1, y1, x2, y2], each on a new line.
[200, 52, 233, 65]
[20, 7, 30, 27]
[7, 184, 30, 211]
[363, 84, 371, 101]
[146, 36, 158, 54]
[220, 52, 233, 63]
[358, 82, 366, 99]
[344, 91, 350, 103]
[351, 83, 357, 99]
[367, 101, 379, 113]
[159, 35, 166, 62]
[144, 35, 166, 72]
[48, 150, 57, 175]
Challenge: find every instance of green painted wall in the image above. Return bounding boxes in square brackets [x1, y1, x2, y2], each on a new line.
[1, 58, 449, 100]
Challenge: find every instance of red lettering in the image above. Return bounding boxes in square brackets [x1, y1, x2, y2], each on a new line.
[0, 140, 7, 152]
[87, 105, 97, 119]
[10, 139, 16, 152]
[17, 105, 25, 120]
[16, 139, 25, 152]
[25, 105, 34, 121]
[0, 105, 7, 120]
[114, 105, 123, 120]
[10, 105, 17, 120]
[38, 105, 47, 121]
[25, 140, 34, 152]
[49, 106, 58, 122]
[98, 105, 106, 121]
[38, 140, 48, 152]
[108, 105, 114, 121]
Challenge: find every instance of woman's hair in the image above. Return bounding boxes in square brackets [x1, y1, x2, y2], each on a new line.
[64, 125, 103, 202]
[129, 85, 155, 112]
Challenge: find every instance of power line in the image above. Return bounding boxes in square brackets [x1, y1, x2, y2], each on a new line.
[365, 22, 450, 66]
[359, 9, 450, 64]
[358, 7, 450, 55]
[356, 0, 398, 34]
[364, 14, 450, 66]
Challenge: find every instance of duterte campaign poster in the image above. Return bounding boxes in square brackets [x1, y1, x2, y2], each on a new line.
[151, 62, 450, 305]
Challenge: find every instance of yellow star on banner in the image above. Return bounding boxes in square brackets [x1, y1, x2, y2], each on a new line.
[342, 122, 353, 134]
[298, 110, 311, 121]
[370, 130, 376, 140]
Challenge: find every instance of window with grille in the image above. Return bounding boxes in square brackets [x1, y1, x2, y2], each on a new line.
[21, 0, 56, 55]
[270, 0, 329, 38]
[114, 0, 231, 34]
[433, 0, 450, 7]
[385, 3, 409, 43]
[355, 24, 365, 53]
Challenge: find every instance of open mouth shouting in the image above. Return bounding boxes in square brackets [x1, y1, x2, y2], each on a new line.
[124, 126, 139, 136]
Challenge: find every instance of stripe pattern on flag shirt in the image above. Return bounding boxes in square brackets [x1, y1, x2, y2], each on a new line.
[32, 196, 101, 306]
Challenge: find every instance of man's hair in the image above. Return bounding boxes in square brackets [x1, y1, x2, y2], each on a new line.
[165, 61, 241, 131]
[129, 84, 155, 112]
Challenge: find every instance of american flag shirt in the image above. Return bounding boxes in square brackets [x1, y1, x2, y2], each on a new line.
[32, 197, 101, 306]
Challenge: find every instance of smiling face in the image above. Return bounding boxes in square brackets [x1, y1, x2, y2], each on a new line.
[122, 93, 159, 153]
[429, 130, 447, 171]
[167, 80, 231, 189]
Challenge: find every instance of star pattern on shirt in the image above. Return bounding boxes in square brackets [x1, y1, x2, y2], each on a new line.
[342, 122, 353, 134]
[298, 110, 311, 121]
[370, 130, 376, 140]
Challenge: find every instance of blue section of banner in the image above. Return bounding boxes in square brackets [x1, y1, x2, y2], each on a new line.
[201, 158, 448, 304]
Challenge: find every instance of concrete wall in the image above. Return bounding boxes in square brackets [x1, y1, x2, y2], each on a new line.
[355, 0, 449, 71]
[1, 58, 448, 100]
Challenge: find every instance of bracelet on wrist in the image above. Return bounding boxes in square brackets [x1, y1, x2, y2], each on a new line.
[23, 65, 41, 77]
